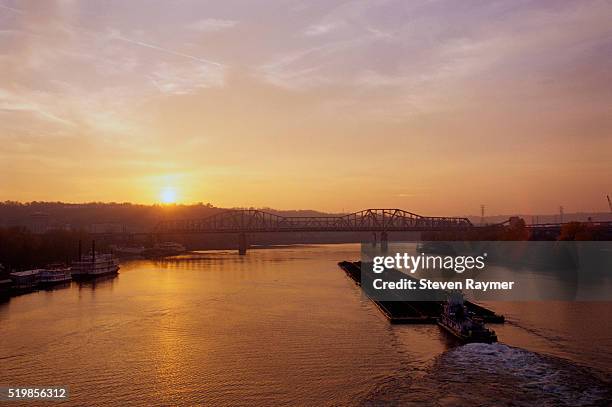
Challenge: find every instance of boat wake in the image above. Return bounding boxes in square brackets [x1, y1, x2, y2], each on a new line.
[360, 343, 611, 406]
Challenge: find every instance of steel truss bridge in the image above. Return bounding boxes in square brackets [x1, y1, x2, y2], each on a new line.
[154, 208, 473, 234]
[131, 209, 611, 255]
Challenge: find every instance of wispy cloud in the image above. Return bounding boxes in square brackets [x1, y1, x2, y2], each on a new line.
[107, 30, 224, 67]
[0, 88, 75, 127]
[0, 0, 611, 211]
[148, 62, 224, 94]
[303, 22, 344, 36]
[0, 3, 24, 14]
[188, 18, 238, 32]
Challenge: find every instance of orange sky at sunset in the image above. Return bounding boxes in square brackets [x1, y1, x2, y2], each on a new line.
[1, 1, 611, 215]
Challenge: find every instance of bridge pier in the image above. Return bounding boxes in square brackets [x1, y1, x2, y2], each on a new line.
[371, 232, 377, 247]
[238, 232, 248, 255]
[380, 231, 388, 252]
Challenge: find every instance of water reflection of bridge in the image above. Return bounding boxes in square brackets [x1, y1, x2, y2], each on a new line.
[154, 209, 473, 254]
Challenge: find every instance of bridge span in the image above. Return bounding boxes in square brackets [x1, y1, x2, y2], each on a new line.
[154, 208, 473, 254]
[102, 209, 610, 255]
[155, 208, 473, 234]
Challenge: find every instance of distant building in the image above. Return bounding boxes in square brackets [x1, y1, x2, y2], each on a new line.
[29, 212, 50, 234]
[89, 223, 126, 234]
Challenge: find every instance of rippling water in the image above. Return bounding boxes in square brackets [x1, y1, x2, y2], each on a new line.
[0, 244, 610, 406]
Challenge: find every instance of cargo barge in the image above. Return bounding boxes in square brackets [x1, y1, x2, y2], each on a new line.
[338, 261, 505, 325]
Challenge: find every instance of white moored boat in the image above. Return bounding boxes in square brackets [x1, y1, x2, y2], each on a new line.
[143, 242, 186, 258]
[10, 269, 43, 290]
[39, 264, 72, 285]
[72, 253, 120, 278]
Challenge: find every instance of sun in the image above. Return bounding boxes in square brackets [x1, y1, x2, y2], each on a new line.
[160, 187, 177, 204]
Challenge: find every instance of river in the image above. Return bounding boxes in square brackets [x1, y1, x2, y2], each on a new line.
[0, 244, 610, 406]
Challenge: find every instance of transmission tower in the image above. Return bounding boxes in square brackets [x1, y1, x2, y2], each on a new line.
[480, 204, 485, 226]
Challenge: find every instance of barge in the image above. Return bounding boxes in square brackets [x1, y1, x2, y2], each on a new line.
[338, 261, 505, 325]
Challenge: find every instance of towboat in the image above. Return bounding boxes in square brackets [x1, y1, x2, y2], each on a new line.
[437, 292, 497, 344]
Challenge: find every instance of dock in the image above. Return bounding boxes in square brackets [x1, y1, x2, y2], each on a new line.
[338, 261, 505, 324]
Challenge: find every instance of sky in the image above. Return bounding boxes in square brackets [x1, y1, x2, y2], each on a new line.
[0, 0, 611, 216]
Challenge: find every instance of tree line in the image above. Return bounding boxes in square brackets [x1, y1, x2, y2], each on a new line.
[0, 227, 102, 275]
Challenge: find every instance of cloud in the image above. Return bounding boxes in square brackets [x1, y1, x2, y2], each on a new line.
[0, 3, 24, 14]
[107, 30, 223, 67]
[258, 35, 375, 89]
[255, 0, 612, 121]
[0, 88, 75, 127]
[188, 18, 238, 32]
[303, 22, 344, 36]
[0, 0, 611, 211]
[148, 62, 224, 94]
